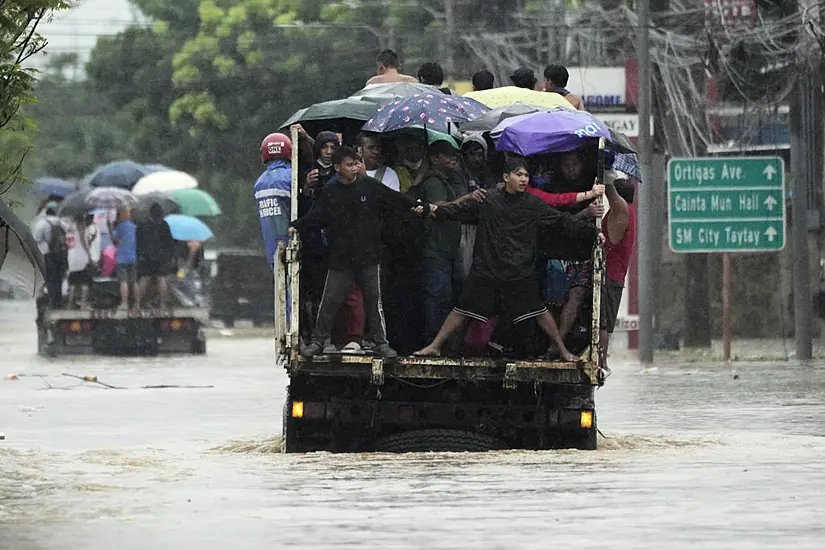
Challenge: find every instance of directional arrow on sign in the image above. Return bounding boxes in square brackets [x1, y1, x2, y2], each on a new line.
[763, 165, 777, 180]
[765, 227, 778, 242]
[764, 196, 778, 211]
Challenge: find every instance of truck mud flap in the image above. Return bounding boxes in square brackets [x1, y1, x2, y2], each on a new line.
[374, 429, 505, 453]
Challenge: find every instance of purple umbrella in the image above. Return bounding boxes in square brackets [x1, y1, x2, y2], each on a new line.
[492, 109, 612, 156]
[361, 93, 488, 135]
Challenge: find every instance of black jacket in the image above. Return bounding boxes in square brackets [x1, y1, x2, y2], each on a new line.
[292, 174, 430, 270]
[436, 188, 598, 282]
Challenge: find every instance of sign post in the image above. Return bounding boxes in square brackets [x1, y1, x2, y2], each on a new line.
[668, 156, 786, 360]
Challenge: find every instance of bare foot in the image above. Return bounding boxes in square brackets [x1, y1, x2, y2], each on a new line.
[560, 348, 579, 362]
[413, 345, 441, 357]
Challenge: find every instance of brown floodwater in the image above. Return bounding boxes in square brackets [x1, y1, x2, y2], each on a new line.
[2, 299, 825, 549]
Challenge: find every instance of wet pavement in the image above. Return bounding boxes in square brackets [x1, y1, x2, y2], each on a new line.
[2, 299, 825, 549]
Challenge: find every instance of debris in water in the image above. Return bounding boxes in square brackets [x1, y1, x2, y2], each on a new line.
[212, 437, 282, 454]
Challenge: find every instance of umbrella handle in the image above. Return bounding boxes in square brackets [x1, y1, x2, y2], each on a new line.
[596, 137, 606, 231]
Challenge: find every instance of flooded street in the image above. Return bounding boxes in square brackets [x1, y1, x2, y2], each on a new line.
[2, 300, 825, 549]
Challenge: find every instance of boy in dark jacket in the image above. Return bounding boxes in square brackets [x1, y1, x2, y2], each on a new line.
[290, 147, 431, 358]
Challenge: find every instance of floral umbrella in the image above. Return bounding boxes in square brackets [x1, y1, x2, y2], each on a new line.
[361, 93, 488, 135]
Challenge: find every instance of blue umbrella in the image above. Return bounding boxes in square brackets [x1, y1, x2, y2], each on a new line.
[164, 214, 214, 242]
[36, 177, 75, 197]
[86, 161, 152, 189]
[361, 93, 488, 134]
[492, 109, 612, 155]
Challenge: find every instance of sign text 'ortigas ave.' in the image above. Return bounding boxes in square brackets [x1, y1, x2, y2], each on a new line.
[668, 156, 786, 253]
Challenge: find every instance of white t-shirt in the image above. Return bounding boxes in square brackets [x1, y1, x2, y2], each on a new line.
[367, 166, 401, 192]
[66, 221, 101, 273]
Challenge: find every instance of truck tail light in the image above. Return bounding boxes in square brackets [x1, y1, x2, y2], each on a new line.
[292, 401, 304, 418]
[580, 411, 593, 429]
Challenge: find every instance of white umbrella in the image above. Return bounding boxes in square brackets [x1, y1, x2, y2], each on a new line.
[132, 171, 198, 195]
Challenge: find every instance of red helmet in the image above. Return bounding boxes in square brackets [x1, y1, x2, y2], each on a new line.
[260, 133, 292, 163]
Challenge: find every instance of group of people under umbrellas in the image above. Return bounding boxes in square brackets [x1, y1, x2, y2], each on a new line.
[259, 49, 639, 370]
[31, 165, 219, 311]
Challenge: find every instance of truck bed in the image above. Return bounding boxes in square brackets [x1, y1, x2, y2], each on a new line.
[290, 354, 599, 386]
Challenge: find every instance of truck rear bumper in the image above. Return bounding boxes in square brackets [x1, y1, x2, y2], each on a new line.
[283, 355, 599, 453]
[39, 308, 209, 356]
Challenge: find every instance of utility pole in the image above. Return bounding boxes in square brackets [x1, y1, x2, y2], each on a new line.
[790, 0, 820, 360]
[637, 0, 654, 363]
[444, 0, 456, 83]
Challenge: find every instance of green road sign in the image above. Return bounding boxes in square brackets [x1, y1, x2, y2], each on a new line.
[667, 156, 786, 253]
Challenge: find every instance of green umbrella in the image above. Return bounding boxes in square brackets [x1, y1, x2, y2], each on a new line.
[279, 96, 391, 136]
[425, 129, 458, 149]
[163, 188, 221, 217]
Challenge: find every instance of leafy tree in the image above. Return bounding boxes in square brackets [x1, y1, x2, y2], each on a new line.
[0, 0, 70, 194]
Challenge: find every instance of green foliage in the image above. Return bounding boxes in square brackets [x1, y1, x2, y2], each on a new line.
[22, 0, 568, 244]
[0, 0, 70, 193]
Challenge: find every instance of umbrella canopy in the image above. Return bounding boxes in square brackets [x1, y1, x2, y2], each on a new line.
[132, 171, 199, 195]
[464, 87, 574, 110]
[164, 214, 214, 242]
[0, 200, 45, 297]
[361, 94, 488, 135]
[133, 193, 180, 223]
[58, 188, 138, 218]
[36, 177, 75, 197]
[460, 102, 548, 132]
[350, 82, 443, 101]
[163, 188, 221, 217]
[608, 129, 637, 154]
[492, 109, 612, 156]
[86, 161, 151, 189]
[611, 152, 642, 181]
[279, 97, 391, 136]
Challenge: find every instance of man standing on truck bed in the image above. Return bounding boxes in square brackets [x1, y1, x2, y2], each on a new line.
[415, 156, 600, 362]
[32, 201, 68, 309]
[289, 146, 431, 359]
[599, 174, 636, 374]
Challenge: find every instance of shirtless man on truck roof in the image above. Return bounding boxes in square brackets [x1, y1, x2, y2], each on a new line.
[366, 49, 418, 85]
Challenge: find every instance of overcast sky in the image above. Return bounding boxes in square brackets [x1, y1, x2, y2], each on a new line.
[33, 0, 144, 72]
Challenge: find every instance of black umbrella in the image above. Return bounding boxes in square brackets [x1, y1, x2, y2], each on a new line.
[85, 161, 151, 189]
[279, 97, 391, 136]
[0, 200, 46, 297]
[133, 193, 180, 223]
[350, 82, 443, 100]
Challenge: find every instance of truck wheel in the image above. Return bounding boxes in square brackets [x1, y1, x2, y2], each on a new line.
[375, 429, 504, 453]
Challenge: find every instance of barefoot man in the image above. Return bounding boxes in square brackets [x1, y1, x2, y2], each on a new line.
[414, 156, 601, 362]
